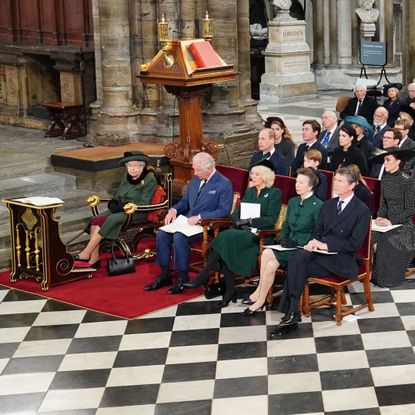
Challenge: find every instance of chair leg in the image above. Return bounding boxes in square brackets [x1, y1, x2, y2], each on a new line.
[340, 290, 347, 305]
[335, 287, 343, 325]
[364, 275, 375, 312]
[302, 284, 310, 316]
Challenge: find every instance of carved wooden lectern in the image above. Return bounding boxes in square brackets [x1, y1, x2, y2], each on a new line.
[139, 39, 236, 193]
[3, 199, 94, 291]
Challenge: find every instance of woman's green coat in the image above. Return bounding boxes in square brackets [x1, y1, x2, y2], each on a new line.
[210, 186, 281, 276]
[99, 171, 157, 239]
[273, 194, 323, 267]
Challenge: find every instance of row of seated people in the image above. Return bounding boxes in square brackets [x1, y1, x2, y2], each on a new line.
[257, 113, 415, 182]
[75, 149, 414, 334]
[142, 151, 415, 335]
[339, 81, 415, 131]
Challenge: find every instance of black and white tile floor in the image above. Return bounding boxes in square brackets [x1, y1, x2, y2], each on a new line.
[1, 277, 415, 415]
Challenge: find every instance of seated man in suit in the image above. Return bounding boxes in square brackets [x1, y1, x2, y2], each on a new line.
[402, 82, 415, 105]
[271, 165, 370, 336]
[249, 128, 289, 175]
[340, 83, 378, 124]
[318, 110, 340, 161]
[372, 107, 389, 149]
[144, 152, 233, 294]
[395, 119, 415, 174]
[370, 127, 402, 179]
[291, 119, 328, 175]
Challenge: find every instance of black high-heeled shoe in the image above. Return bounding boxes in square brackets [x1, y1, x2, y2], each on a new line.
[241, 297, 254, 306]
[216, 291, 237, 309]
[89, 260, 100, 270]
[242, 302, 267, 316]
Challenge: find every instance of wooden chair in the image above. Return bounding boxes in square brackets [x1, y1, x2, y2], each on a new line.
[302, 221, 374, 325]
[87, 168, 172, 260]
[335, 95, 350, 113]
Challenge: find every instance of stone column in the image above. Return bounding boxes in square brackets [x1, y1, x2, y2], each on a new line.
[337, 0, 352, 65]
[402, 0, 415, 83]
[92, 0, 139, 145]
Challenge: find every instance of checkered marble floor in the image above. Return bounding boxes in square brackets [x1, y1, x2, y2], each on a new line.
[1, 277, 415, 415]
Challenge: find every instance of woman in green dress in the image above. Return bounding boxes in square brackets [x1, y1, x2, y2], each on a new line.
[75, 151, 157, 268]
[242, 167, 323, 314]
[184, 163, 281, 308]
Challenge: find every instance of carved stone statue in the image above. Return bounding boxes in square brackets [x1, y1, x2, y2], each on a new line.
[272, 0, 295, 22]
[355, 0, 380, 23]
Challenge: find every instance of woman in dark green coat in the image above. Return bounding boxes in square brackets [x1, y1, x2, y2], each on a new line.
[242, 167, 323, 314]
[75, 151, 157, 268]
[184, 163, 281, 308]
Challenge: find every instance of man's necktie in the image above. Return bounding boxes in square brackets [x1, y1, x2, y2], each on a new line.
[355, 100, 362, 115]
[375, 126, 381, 134]
[198, 180, 206, 194]
[337, 200, 344, 215]
[321, 131, 331, 147]
[262, 152, 271, 160]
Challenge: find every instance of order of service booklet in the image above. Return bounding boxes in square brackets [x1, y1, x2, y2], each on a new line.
[159, 214, 203, 237]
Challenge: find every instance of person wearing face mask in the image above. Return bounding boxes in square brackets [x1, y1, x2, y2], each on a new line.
[74, 151, 157, 269]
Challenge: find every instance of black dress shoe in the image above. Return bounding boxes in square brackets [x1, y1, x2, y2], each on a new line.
[182, 281, 200, 289]
[279, 311, 301, 327]
[168, 280, 188, 294]
[216, 291, 237, 309]
[242, 302, 266, 316]
[144, 278, 172, 291]
[241, 297, 254, 306]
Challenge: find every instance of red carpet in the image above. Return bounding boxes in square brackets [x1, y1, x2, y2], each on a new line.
[0, 260, 204, 319]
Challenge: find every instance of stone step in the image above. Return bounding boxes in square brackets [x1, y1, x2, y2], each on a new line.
[0, 154, 51, 180]
[0, 172, 77, 201]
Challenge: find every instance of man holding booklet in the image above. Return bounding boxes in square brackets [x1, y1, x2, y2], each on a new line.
[271, 166, 370, 336]
[144, 152, 233, 294]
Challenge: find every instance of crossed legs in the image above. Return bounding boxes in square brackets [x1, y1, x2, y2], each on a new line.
[77, 225, 102, 264]
[248, 248, 280, 311]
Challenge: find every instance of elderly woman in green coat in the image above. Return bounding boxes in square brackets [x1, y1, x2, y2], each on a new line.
[184, 162, 281, 308]
[75, 151, 157, 268]
[242, 167, 323, 314]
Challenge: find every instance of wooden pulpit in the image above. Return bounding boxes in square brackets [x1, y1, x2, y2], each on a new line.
[3, 198, 94, 291]
[139, 39, 237, 193]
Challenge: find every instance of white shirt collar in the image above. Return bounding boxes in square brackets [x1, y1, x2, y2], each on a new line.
[338, 193, 354, 211]
[263, 147, 275, 157]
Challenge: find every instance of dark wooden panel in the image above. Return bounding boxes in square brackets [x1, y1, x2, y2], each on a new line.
[0, 0, 13, 42]
[39, 0, 58, 45]
[18, 0, 41, 43]
[62, 0, 85, 46]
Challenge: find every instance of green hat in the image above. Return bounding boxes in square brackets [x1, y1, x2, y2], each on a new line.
[119, 151, 150, 165]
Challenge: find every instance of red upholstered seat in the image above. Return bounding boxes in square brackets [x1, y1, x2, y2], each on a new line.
[319, 169, 334, 200]
[363, 176, 381, 216]
[216, 165, 250, 198]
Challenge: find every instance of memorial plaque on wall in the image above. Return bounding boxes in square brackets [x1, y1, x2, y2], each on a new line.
[360, 41, 387, 66]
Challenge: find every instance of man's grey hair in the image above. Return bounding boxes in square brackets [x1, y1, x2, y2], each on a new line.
[322, 110, 338, 121]
[335, 165, 359, 185]
[193, 152, 216, 171]
[354, 84, 367, 92]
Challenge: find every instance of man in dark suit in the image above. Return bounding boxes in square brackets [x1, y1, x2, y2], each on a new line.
[395, 119, 415, 174]
[340, 84, 378, 124]
[249, 128, 289, 175]
[144, 152, 233, 294]
[271, 165, 370, 336]
[370, 128, 402, 178]
[318, 110, 340, 160]
[371, 106, 389, 148]
[291, 119, 328, 174]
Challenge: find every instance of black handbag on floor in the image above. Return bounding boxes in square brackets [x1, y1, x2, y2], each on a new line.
[107, 240, 136, 276]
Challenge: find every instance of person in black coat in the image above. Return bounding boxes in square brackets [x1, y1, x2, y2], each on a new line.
[291, 120, 328, 175]
[249, 128, 289, 176]
[265, 116, 296, 165]
[340, 84, 378, 124]
[371, 106, 389, 149]
[329, 124, 368, 176]
[271, 165, 370, 337]
[383, 83, 403, 127]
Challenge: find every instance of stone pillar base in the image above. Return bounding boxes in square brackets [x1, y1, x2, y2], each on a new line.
[90, 106, 140, 146]
[260, 20, 317, 105]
